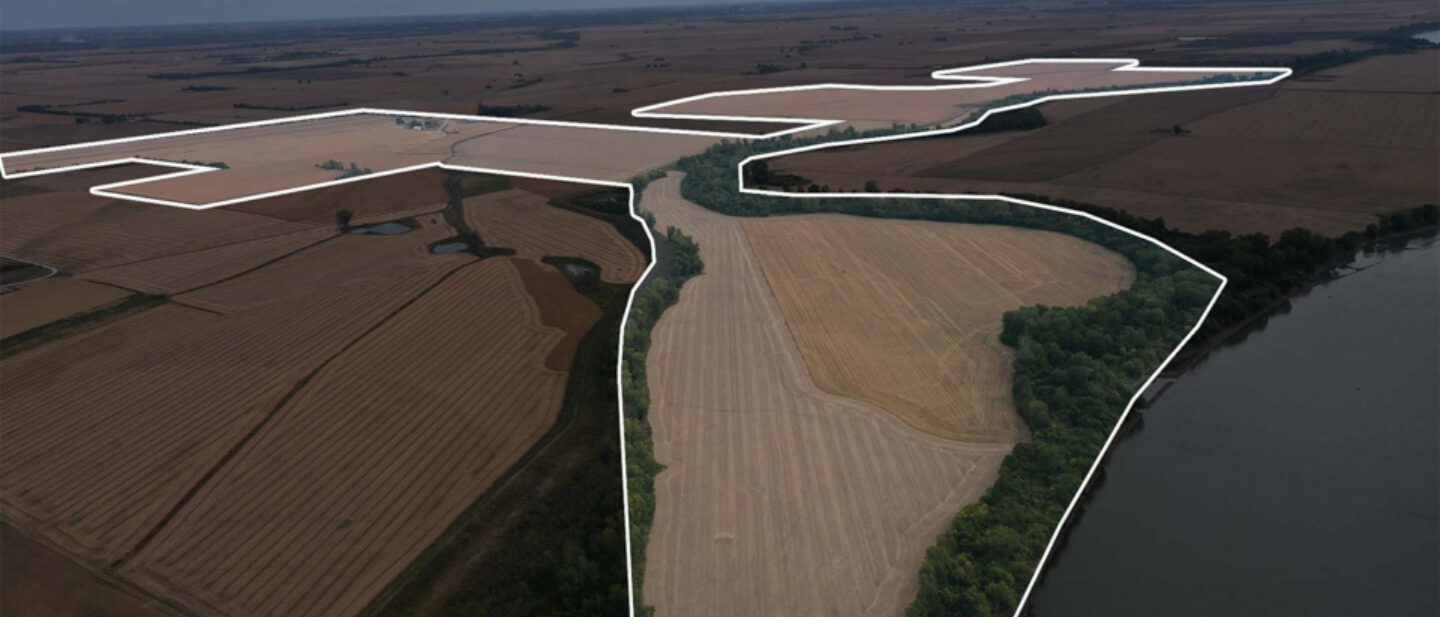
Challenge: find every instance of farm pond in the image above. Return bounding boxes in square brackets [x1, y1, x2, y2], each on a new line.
[1030, 237, 1439, 616]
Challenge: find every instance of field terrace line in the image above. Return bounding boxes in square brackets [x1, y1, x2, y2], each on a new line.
[0, 58, 1289, 617]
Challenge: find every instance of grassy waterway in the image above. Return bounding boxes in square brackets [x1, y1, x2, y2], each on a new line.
[1030, 237, 1439, 616]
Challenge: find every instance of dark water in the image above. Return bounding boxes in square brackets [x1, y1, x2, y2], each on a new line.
[1031, 238, 1439, 616]
[348, 221, 412, 235]
[430, 242, 468, 254]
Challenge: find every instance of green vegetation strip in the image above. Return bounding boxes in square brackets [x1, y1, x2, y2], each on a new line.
[621, 187, 704, 617]
[0, 292, 166, 359]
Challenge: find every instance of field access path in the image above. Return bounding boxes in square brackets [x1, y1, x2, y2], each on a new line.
[640, 174, 1013, 616]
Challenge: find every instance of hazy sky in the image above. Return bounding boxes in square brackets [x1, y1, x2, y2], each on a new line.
[1, 0, 827, 30]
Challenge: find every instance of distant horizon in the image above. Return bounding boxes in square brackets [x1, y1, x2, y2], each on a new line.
[0, 0, 846, 32]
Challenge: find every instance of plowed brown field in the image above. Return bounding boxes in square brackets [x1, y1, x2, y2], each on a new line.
[0, 278, 131, 337]
[464, 189, 647, 283]
[639, 174, 1015, 617]
[741, 214, 1133, 443]
[120, 257, 594, 617]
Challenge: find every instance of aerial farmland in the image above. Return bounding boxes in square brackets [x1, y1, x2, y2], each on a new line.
[3, 2, 1436, 617]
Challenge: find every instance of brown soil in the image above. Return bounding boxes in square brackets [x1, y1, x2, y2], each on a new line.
[0, 278, 131, 337]
[509, 257, 603, 370]
[0, 523, 170, 617]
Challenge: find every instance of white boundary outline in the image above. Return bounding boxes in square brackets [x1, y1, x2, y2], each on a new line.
[0, 58, 1290, 617]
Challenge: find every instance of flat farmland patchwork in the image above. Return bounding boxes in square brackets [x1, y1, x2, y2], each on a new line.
[775, 52, 1440, 237]
[1286, 50, 1440, 93]
[0, 278, 131, 337]
[1057, 134, 1438, 218]
[464, 189, 647, 283]
[641, 62, 1278, 131]
[121, 258, 590, 617]
[175, 215, 463, 313]
[640, 174, 1013, 617]
[228, 168, 451, 224]
[0, 267, 455, 565]
[81, 227, 337, 295]
[909, 87, 1278, 183]
[1185, 90, 1439, 150]
[447, 123, 718, 182]
[741, 214, 1133, 443]
[0, 171, 315, 273]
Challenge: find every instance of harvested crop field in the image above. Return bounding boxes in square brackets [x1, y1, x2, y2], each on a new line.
[120, 258, 591, 617]
[742, 214, 1133, 443]
[464, 189, 647, 283]
[0, 113, 716, 206]
[640, 174, 1014, 617]
[773, 53, 1440, 237]
[175, 215, 462, 313]
[0, 523, 168, 617]
[0, 267, 457, 565]
[447, 123, 717, 182]
[229, 167, 451, 224]
[1286, 50, 1440, 93]
[0, 168, 315, 273]
[82, 227, 337, 295]
[640, 61, 1277, 130]
[0, 278, 131, 337]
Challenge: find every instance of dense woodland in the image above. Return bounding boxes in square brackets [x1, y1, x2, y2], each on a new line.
[672, 128, 1437, 616]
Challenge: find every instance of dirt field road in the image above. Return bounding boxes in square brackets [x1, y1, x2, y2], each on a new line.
[639, 174, 1013, 617]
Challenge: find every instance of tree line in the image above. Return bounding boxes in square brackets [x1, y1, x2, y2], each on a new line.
[620, 191, 704, 616]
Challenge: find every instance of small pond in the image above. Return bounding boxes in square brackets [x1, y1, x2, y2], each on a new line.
[348, 221, 413, 235]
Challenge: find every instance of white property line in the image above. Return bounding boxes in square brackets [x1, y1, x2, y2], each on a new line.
[0, 58, 1289, 617]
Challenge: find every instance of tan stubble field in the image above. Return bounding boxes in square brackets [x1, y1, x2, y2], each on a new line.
[639, 173, 1136, 616]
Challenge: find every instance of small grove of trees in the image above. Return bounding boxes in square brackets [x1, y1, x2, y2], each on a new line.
[315, 160, 373, 176]
[335, 208, 353, 231]
[666, 226, 703, 278]
[475, 101, 553, 117]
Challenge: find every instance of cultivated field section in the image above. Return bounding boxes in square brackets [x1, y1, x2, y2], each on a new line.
[640, 174, 1017, 616]
[742, 214, 1133, 443]
[0, 166, 639, 617]
[120, 258, 588, 617]
[0, 57, 1287, 617]
[639, 60, 1282, 132]
[0, 60, 1282, 210]
[773, 51, 1439, 237]
[464, 189, 647, 283]
[0, 113, 718, 206]
[0, 278, 130, 337]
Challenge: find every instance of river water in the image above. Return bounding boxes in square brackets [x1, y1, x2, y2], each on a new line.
[1030, 238, 1439, 616]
